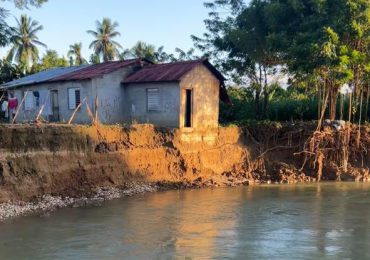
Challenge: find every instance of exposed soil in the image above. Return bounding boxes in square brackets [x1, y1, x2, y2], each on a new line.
[243, 121, 370, 183]
[0, 122, 369, 220]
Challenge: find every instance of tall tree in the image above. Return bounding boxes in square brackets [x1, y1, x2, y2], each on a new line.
[193, 0, 279, 119]
[0, 0, 47, 46]
[0, 59, 24, 84]
[87, 18, 122, 62]
[6, 14, 46, 71]
[30, 49, 68, 72]
[266, 0, 369, 122]
[68, 42, 86, 65]
[196, 0, 369, 122]
[0, 8, 9, 46]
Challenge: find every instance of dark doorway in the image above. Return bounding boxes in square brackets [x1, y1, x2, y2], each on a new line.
[185, 89, 192, 127]
[50, 90, 59, 122]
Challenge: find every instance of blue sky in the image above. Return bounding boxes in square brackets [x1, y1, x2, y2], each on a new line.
[0, 0, 209, 59]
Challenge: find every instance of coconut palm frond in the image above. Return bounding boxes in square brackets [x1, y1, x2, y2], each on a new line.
[87, 18, 122, 62]
[7, 14, 46, 71]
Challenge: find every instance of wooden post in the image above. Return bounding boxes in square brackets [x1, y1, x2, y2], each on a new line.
[35, 91, 50, 123]
[68, 97, 86, 125]
[12, 91, 28, 124]
[94, 95, 99, 124]
[85, 99, 95, 123]
[0, 92, 5, 102]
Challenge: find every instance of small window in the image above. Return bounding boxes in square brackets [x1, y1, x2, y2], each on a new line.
[68, 88, 81, 110]
[33, 91, 40, 107]
[147, 88, 160, 111]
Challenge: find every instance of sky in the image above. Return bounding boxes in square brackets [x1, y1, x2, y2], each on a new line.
[0, 0, 210, 60]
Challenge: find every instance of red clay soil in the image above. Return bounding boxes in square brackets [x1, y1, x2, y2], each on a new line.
[0, 122, 368, 203]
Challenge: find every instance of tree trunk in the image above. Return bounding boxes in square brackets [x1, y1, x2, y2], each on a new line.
[263, 90, 269, 119]
[317, 84, 330, 131]
[255, 91, 260, 119]
[262, 66, 269, 119]
[329, 85, 339, 120]
[348, 92, 352, 123]
[317, 84, 321, 120]
[340, 93, 344, 121]
[366, 85, 369, 122]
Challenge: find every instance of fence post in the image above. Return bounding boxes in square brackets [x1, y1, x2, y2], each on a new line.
[12, 91, 28, 124]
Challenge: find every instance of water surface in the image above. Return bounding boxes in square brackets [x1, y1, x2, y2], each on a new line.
[1, 183, 370, 259]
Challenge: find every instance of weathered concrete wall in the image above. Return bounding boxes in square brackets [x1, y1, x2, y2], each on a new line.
[95, 66, 138, 124]
[179, 64, 220, 129]
[10, 81, 94, 124]
[8, 66, 139, 125]
[123, 82, 180, 127]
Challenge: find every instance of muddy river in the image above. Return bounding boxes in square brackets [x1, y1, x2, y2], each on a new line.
[1, 183, 370, 259]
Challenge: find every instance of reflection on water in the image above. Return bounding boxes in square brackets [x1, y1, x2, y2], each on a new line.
[1, 183, 370, 259]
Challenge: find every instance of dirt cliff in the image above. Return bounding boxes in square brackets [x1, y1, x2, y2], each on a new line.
[0, 122, 369, 203]
[0, 124, 249, 202]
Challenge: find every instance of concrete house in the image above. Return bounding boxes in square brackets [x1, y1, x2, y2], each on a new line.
[1, 58, 230, 128]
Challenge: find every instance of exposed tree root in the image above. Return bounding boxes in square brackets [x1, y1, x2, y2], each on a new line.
[244, 122, 370, 183]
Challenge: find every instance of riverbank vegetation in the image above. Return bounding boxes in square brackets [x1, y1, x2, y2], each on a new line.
[196, 0, 369, 126]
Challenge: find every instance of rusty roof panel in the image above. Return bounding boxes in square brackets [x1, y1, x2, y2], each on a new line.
[123, 59, 225, 84]
[50, 59, 144, 82]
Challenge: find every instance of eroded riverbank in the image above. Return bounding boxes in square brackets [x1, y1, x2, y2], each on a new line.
[0, 123, 369, 221]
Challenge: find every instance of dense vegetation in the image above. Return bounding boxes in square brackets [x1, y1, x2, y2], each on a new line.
[0, 0, 369, 124]
[196, 0, 369, 124]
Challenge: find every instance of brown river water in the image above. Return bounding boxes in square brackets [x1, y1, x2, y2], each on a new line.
[1, 183, 370, 259]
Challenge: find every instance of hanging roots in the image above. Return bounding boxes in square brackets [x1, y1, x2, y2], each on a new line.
[301, 123, 370, 181]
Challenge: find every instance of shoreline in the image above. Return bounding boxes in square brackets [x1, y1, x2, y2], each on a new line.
[2, 180, 368, 223]
[0, 183, 159, 223]
[0, 178, 249, 222]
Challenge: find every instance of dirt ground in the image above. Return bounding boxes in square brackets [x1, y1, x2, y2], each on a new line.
[0, 122, 368, 203]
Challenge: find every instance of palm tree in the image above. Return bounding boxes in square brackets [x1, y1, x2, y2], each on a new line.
[0, 8, 9, 47]
[68, 43, 86, 65]
[120, 41, 172, 63]
[120, 41, 156, 62]
[87, 18, 122, 62]
[174, 48, 199, 61]
[6, 14, 46, 71]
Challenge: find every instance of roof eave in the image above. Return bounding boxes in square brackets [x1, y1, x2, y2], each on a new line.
[122, 79, 181, 85]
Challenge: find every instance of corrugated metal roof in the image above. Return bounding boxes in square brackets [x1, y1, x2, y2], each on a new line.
[49, 59, 144, 82]
[1, 65, 88, 89]
[123, 58, 231, 105]
[123, 58, 225, 84]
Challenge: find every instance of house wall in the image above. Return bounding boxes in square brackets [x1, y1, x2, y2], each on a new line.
[9, 81, 93, 124]
[8, 65, 139, 124]
[179, 64, 220, 129]
[7, 63, 221, 128]
[95, 66, 138, 124]
[123, 82, 180, 127]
